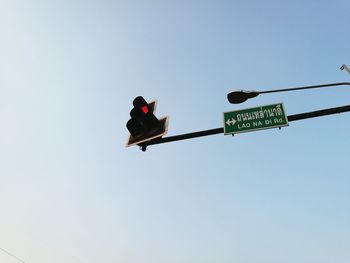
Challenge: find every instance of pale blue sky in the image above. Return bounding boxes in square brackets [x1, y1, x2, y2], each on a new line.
[1, 0, 350, 262]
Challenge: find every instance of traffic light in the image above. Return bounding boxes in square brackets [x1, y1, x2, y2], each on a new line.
[126, 96, 169, 148]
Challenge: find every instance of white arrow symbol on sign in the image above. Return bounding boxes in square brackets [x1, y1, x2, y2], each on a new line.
[226, 118, 236, 126]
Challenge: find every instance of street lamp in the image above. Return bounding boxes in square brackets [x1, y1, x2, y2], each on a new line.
[227, 82, 350, 104]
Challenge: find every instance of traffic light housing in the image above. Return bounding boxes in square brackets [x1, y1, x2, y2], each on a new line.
[126, 96, 168, 148]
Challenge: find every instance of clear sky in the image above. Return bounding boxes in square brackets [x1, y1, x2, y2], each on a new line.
[1, 0, 350, 262]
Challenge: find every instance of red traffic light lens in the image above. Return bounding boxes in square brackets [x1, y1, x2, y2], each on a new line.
[141, 106, 149, 114]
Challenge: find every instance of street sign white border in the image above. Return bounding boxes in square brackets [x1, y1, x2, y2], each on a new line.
[223, 102, 289, 135]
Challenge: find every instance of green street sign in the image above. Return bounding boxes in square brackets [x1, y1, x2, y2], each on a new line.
[223, 103, 289, 135]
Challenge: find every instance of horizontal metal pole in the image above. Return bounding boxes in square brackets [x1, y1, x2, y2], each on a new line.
[146, 127, 224, 146]
[144, 104, 350, 148]
[287, 104, 350, 121]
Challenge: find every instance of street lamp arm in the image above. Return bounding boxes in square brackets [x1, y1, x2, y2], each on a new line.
[227, 82, 350, 104]
[259, 82, 350, 94]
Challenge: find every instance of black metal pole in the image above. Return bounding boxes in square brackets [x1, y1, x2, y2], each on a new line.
[142, 104, 350, 149]
[259, 82, 350, 95]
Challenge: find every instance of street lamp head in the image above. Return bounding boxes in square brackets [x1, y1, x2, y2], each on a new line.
[227, 90, 259, 104]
